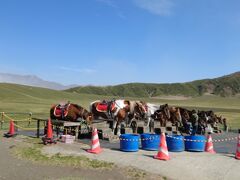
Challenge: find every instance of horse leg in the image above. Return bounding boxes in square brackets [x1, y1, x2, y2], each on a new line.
[149, 119, 154, 132]
[115, 120, 121, 136]
[112, 119, 117, 133]
[159, 118, 163, 127]
[145, 116, 150, 127]
[131, 119, 137, 133]
[163, 118, 166, 127]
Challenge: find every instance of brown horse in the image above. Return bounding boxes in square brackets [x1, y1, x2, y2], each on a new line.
[90, 100, 126, 120]
[50, 103, 93, 125]
[90, 99, 131, 135]
[168, 106, 182, 128]
[113, 106, 131, 135]
[153, 104, 171, 127]
[128, 101, 148, 121]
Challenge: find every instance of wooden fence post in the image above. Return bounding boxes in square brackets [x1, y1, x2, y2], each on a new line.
[1, 112, 4, 129]
[37, 120, 40, 138]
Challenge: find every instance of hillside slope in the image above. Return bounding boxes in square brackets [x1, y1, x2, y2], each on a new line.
[0, 83, 103, 114]
[66, 72, 240, 97]
[0, 73, 77, 90]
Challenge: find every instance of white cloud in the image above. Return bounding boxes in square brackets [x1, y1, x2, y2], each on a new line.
[133, 0, 175, 16]
[59, 66, 96, 74]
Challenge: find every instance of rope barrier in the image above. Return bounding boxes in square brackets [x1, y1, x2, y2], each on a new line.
[78, 127, 239, 142]
[0, 112, 44, 131]
[12, 122, 44, 131]
[2, 113, 32, 122]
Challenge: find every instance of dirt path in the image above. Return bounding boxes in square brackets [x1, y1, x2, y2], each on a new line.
[0, 135, 162, 180]
[42, 136, 240, 180]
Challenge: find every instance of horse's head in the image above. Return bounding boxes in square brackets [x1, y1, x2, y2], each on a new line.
[160, 104, 170, 119]
[215, 115, 223, 124]
[70, 104, 93, 124]
[134, 102, 147, 119]
[181, 108, 190, 120]
[85, 112, 93, 125]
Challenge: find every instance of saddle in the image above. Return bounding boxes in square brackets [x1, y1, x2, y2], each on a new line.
[96, 102, 115, 113]
[54, 103, 71, 118]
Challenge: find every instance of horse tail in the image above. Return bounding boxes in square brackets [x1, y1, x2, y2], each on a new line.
[89, 104, 93, 113]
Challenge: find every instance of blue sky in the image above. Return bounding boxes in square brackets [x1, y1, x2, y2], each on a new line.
[0, 0, 240, 85]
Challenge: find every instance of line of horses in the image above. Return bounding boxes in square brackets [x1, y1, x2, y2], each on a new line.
[50, 100, 228, 136]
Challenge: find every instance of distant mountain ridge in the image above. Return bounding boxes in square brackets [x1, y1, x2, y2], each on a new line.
[0, 73, 77, 90]
[66, 72, 240, 97]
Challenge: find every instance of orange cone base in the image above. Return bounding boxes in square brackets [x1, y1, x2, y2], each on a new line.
[42, 137, 57, 145]
[236, 153, 240, 160]
[154, 154, 170, 161]
[87, 148, 102, 154]
[207, 150, 216, 154]
[4, 132, 17, 138]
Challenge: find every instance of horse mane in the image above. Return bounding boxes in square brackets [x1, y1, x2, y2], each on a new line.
[72, 103, 91, 114]
[71, 103, 83, 109]
[51, 104, 56, 109]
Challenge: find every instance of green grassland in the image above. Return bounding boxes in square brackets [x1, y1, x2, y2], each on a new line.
[0, 83, 240, 130]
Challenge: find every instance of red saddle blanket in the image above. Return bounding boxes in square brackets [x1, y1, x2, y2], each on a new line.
[54, 104, 71, 117]
[96, 102, 115, 112]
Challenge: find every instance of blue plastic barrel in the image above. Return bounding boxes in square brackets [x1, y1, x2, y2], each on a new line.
[120, 134, 140, 152]
[184, 135, 206, 152]
[166, 135, 184, 152]
[141, 133, 160, 151]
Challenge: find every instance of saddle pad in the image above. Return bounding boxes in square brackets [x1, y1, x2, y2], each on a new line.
[96, 102, 115, 112]
[54, 104, 70, 117]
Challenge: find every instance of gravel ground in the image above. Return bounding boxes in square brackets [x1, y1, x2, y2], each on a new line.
[41, 132, 240, 180]
[0, 134, 162, 180]
[9, 130, 240, 180]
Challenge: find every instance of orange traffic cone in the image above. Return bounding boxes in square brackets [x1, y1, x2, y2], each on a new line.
[46, 119, 53, 139]
[154, 132, 170, 160]
[87, 128, 102, 154]
[235, 130, 240, 160]
[205, 133, 216, 154]
[42, 119, 56, 145]
[4, 120, 17, 138]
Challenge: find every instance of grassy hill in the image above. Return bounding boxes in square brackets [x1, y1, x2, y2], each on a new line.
[66, 72, 240, 97]
[0, 83, 107, 115]
[0, 83, 240, 130]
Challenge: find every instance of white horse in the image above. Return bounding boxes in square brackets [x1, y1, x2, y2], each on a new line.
[89, 99, 129, 135]
[145, 103, 161, 132]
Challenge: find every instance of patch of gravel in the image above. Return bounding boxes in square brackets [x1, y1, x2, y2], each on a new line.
[0, 132, 161, 180]
[42, 140, 240, 180]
